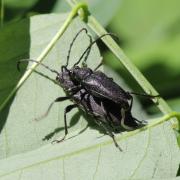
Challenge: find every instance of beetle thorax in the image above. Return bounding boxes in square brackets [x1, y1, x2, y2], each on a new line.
[72, 67, 92, 81]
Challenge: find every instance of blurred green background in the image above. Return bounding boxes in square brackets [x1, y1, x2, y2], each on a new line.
[1, 0, 180, 112]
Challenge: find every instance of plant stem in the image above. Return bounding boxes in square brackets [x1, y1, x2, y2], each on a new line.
[0, 2, 88, 112]
[117, 111, 180, 141]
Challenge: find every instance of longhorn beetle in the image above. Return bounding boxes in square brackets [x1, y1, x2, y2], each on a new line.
[17, 28, 159, 150]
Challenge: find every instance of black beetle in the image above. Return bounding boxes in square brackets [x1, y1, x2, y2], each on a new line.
[33, 67, 146, 151]
[17, 28, 158, 150]
[55, 68, 147, 151]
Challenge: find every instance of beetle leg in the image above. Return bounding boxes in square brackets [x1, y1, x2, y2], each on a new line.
[99, 101, 115, 129]
[35, 96, 70, 121]
[52, 104, 78, 143]
[128, 96, 133, 111]
[100, 101, 107, 115]
[95, 119, 122, 151]
[120, 108, 134, 130]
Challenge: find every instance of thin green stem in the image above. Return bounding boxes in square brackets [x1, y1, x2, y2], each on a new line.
[0, 2, 88, 112]
[0, 0, 4, 27]
[116, 111, 180, 142]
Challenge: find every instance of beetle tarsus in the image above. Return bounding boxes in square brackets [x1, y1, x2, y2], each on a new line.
[51, 135, 66, 144]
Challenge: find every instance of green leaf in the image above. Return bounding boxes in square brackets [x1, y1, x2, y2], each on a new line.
[0, 13, 179, 179]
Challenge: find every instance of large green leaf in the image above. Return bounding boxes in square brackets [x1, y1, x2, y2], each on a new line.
[0, 14, 179, 179]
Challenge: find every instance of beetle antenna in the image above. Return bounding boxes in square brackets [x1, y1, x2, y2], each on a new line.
[65, 28, 92, 68]
[73, 33, 119, 67]
[17, 59, 59, 75]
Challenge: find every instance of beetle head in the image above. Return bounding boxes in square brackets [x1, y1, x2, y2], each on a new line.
[56, 69, 76, 90]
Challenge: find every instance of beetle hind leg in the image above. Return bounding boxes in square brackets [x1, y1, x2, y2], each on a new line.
[95, 119, 122, 152]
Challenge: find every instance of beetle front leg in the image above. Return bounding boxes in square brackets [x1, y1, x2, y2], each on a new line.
[52, 104, 78, 143]
[35, 96, 70, 121]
